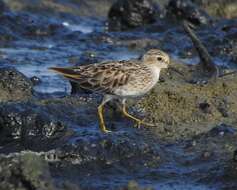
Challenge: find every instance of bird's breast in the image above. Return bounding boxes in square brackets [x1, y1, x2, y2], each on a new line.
[113, 66, 160, 98]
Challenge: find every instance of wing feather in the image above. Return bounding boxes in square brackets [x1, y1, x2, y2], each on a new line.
[49, 61, 141, 94]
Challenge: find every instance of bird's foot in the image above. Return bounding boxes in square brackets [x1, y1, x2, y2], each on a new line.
[134, 119, 156, 128]
[99, 123, 112, 133]
[102, 129, 112, 133]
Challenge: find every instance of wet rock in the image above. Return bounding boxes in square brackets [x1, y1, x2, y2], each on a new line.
[123, 181, 140, 190]
[56, 131, 162, 167]
[30, 76, 41, 85]
[183, 20, 219, 79]
[199, 102, 212, 114]
[167, 0, 211, 25]
[0, 26, 16, 41]
[222, 159, 237, 187]
[70, 81, 92, 94]
[0, 152, 57, 190]
[0, 151, 81, 190]
[220, 21, 237, 60]
[78, 51, 101, 65]
[191, 0, 237, 18]
[201, 151, 212, 160]
[108, 0, 159, 31]
[0, 0, 8, 14]
[121, 180, 153, 190]
[207, 123, 237, 137]
[68, 51, 103, 67]
[234, 150, 237, 162]
[25, 22, 64, 37]
[0, 11, 68, 41]
[0, 67, 33, 102]
[192, 18, 237, 63]
[4, 0, 114, 17]
[0, 102, 67, 150]
[138, 61, 237, 139]
[44, 130, 162, 189]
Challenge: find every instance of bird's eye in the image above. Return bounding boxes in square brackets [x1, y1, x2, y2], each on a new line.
[157, 57, 163, 61]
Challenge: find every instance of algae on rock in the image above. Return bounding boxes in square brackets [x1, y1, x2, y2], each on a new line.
[137, 61, 237, 139]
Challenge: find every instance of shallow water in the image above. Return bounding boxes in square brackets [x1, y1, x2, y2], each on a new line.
[154, 183, 217, 190]
[8, 27, 237, 95]
[1, 13, 235, 95]
[0, 18, 143, 94]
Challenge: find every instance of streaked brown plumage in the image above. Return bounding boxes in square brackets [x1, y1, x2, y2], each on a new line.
[50, 49, 170, 133]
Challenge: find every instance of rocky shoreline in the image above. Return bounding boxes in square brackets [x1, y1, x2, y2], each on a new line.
[0, 0, 237, 189]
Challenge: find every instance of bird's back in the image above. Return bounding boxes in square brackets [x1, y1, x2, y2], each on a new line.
[50, 60, 153, 95]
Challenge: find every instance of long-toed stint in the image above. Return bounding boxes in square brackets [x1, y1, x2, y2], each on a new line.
[50, 49, 170, 133]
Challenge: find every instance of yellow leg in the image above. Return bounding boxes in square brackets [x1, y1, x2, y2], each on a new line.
[97, 103, 111, 133]
[122, 102, 155, 128]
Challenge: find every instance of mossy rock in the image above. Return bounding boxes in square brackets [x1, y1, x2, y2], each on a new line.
[0, 152, 56, 190]
[137, 61, 237, 139]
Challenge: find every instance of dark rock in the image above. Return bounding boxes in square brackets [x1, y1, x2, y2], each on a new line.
[201, 151, 212, 159]
[0, 67, 33, 102]
[4, 0, 114, 17]
[0, 26, 17, 41]
[167, 0, 211, 25]
[53, 131, 162, 170]
[183, 20, 219, 79]
[68, 51, 102, 66]
[191, 0, 237, 18]
[199, 102, 211, 114]
[43, 131, 162, 189]
[70, 81, 92, 94]
[0, 102, 67, 150]
[108, 0, 159, 31]
[0, 11, 68, 41]
[234, 150, 237, 162]
[30, 76, 42, 85]
[0, 0, 8, 14]
[121, 180, 153, 190]
[185, 18, 237, 63]
[217, 99, 229, 117]
[23, 15, 66, 37]
[138, 61, 237, 139]
[207, 123, 237, 137]
[77, 51, 101, 65]
[0, 152, 57, 190]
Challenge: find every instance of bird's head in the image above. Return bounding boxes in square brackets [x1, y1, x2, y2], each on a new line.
[142, 49, 170, 69]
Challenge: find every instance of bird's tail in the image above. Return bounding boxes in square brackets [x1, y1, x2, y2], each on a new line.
[49, 67, 80, 79]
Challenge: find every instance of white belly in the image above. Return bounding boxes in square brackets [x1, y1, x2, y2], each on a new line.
[114, 66, 161, 98]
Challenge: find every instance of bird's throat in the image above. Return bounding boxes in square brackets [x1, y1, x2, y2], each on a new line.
[149, 65, 161, 81]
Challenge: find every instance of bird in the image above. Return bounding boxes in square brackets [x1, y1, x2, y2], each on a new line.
[49, 49, 170, 133]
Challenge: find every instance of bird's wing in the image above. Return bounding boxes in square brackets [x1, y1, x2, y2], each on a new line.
[50, 61, 141, 93]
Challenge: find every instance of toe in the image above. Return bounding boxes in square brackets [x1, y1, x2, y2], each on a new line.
[102, 129, 112, 133]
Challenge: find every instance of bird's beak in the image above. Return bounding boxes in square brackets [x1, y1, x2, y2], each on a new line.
[168, 66, 185, 77]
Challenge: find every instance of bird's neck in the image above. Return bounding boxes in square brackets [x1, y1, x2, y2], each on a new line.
[146, 64, 161, 82]
[146, 63, 161, 73]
